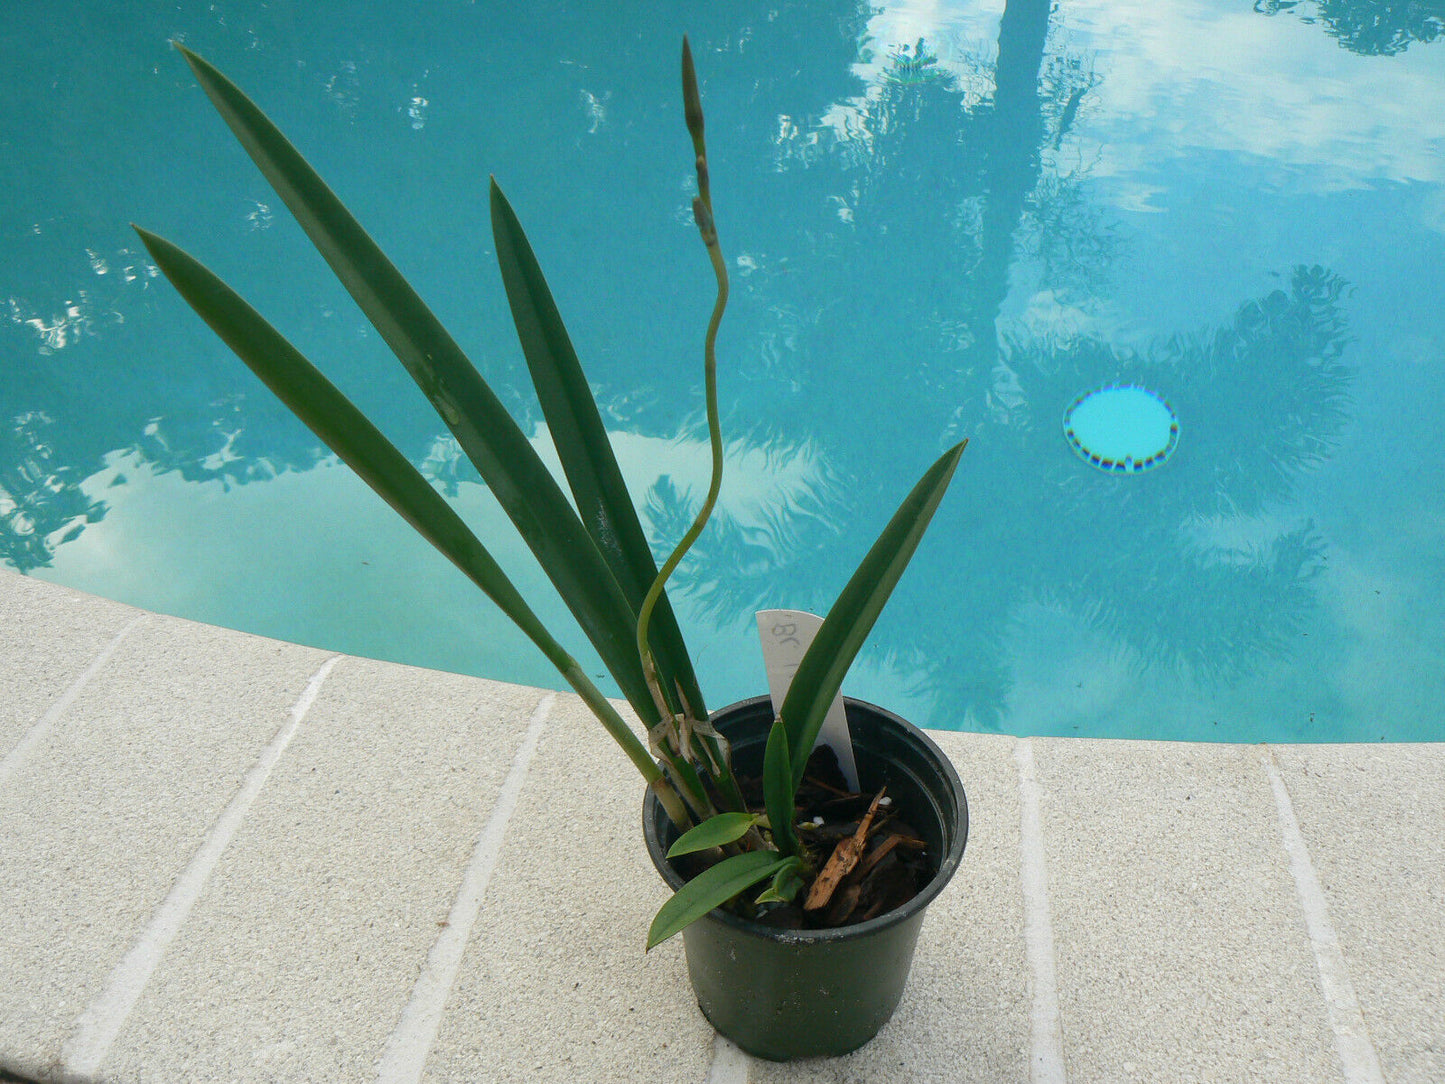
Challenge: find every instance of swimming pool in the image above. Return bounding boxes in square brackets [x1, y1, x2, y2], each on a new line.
[4, 1, 1443, 741]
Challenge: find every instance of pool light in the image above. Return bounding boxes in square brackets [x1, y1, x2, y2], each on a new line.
[1063, 384, 1179, 473]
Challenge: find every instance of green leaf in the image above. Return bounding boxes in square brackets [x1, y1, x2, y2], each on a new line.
[132, 231, 508, 619]
[647, 850, 789, 950]
[753, 856, 806, 905]
[780, 441, 966, 787]
[171, 43, 659, 724]
[665, 812, 762, 859]
[489, 180, 705, 718]
[131, 225, 661, 783]
[762, 716, 800, 857]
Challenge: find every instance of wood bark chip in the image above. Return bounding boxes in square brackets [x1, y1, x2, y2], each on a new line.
[803, 788, 887, 912]
[853, 832, 903, 880]
[823, 882, 863, 927]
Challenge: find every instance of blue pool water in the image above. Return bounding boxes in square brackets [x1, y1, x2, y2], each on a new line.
[4, 1, 1443, 741]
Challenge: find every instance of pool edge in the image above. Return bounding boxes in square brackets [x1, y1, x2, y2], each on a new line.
[1, 566, 1440, 1083]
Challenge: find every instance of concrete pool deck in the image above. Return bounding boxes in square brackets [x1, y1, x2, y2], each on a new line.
[1, 566, 1441, 1083]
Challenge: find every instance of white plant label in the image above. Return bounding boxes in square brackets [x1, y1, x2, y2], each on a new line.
[755, 609, 859, 790]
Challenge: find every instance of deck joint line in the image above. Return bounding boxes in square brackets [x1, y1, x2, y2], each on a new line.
[375, 691, 555, 1084]
[706, 1034, 750, 1083]
[1015, 738, 1067, 1084]
[1263, 749, 1384, 1084]
[0, 614, 144, 793]
[60, 653, 344, 1078]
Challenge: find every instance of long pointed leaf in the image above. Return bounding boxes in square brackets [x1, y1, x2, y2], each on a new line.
[172, 43, 658, 723]
[133, 225, 661, 781]
[647, 850, 789, 950]
[780, 441, 966, 785]
[762, 716, 800, 856]
[490, 180, 705, 717]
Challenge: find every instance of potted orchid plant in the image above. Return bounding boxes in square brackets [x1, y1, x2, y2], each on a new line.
[135, 37, 968, 1060]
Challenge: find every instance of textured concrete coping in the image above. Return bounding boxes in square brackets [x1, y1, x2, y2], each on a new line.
[1, 566, 1441, 1083]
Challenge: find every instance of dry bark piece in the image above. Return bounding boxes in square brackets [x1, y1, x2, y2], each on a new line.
[857, 852, 916, 921]
[853, 832, 903, 880]
[824, 882, 863, 926]
[803, 788, 887, 912]
[726, 746, 931, 931]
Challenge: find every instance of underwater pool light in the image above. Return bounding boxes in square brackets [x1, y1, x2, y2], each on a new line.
[1063, 384, 1179, 473]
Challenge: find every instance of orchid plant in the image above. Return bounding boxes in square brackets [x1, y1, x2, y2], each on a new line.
[135, 37, 964, 950]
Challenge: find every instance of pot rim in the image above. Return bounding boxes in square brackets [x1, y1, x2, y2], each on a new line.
[643, 695, 967, 946]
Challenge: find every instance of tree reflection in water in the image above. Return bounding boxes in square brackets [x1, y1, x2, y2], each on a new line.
[1255, 0, 1445, 56]
[654, 5, 1356, 731]
[0, 0, 1370, 735]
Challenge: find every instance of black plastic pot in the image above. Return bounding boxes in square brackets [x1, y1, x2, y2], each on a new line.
[643, 696, 968, 1061]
